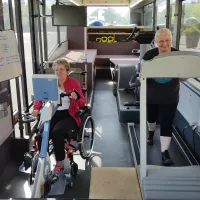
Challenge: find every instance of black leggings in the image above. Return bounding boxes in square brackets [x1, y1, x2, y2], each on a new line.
[147, 104, 178, 137]
[50, 110, 78, 161]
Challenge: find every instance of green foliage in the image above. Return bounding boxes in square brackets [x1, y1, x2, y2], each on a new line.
[184, 23, 200, 35]
[190, 4, 200, 19]
[182, 2, 200, 35]
[183, 3, 200, 20]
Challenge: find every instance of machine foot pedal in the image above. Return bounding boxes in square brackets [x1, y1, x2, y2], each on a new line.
[48, 173, 72, 196]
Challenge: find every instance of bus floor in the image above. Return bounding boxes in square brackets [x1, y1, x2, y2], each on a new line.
[130, 124, 188, 166]
[0, 76, 134, 199]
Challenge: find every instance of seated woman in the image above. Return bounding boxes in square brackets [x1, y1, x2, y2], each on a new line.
[32, 58, 86, 172]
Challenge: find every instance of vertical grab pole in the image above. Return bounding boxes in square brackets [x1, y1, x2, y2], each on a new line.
[84, 26, 88, 103]
[140, 76, 147, 181]
[8, 0, 23, 137]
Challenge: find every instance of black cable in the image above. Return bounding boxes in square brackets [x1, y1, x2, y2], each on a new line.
[58, 40, 68, 47]
[126, 27, 138, 42]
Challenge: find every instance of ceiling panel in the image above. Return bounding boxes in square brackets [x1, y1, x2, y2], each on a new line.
[84, 0, 130, 5]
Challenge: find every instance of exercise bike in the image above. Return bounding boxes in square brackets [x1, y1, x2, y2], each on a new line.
[21, 74, 94, 198]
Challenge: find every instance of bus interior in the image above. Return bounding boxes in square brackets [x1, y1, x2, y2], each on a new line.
[0, 0, 200, 199]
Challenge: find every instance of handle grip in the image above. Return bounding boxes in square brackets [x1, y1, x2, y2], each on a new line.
[59, 89, 81, 106]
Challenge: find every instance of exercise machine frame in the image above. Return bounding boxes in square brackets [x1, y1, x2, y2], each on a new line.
[140, 51, 200, 183]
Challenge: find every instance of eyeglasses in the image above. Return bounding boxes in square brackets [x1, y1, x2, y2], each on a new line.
[158, 39, 171, 44]
[55, 68, 66, 72]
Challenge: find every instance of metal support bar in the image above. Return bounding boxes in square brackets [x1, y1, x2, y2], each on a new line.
[56, 0, 60, 45]
[0, 0, 4, 29]
[166, 0, 170, 28]
[29, 0, 41, 74]
[28, 0, 38, 75]
[84, 27, 88, 103]
[14, 0, 29, 112]
[152, 0, 156, 31]
[40, 14, 53, 17]
[9, 0, 24, 137]
[141, 7, 144, 26]
[8, 0, 14, 30]
[15, 78, 24, 137]
[14, 0, 31, 134]
[140, 77, 147, 180]
[174, 0, 182, 49]
[42, 0, 48, 62]
[7, 0, 16, 133]
[37, 0, 44, 73]
[57, 26, 61, 44]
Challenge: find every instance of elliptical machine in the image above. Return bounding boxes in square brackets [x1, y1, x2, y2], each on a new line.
[124, 28, 155, 106]
[124, 63, 141, 106]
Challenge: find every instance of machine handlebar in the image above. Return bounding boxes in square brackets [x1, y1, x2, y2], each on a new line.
[21, 89, 81, 123]
[22, 112, 36, 123]
[59, 89, 80, 106]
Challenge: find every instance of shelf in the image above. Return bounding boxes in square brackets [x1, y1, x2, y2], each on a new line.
[87, 26, 145, 29]
[88, 33, 131, 35]
[87, 26, 141, 43]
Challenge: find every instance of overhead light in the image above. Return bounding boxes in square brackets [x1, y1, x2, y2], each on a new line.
[130, 0, 143, 8]
[70, 0, 81, 6]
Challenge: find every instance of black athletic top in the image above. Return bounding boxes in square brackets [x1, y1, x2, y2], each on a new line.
[142, 47, 180, 104]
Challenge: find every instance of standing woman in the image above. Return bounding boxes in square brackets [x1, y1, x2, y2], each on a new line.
[142, 28, 186, 166]
[32, 58, 86, 172]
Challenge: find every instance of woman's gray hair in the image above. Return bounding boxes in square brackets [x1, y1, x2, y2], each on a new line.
[155, 28, 172, 42]
[53, 58, 70, 71]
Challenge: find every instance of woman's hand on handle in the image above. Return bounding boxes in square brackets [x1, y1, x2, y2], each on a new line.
[32, 110, 40, 118]
[70, 91, 78, 100]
